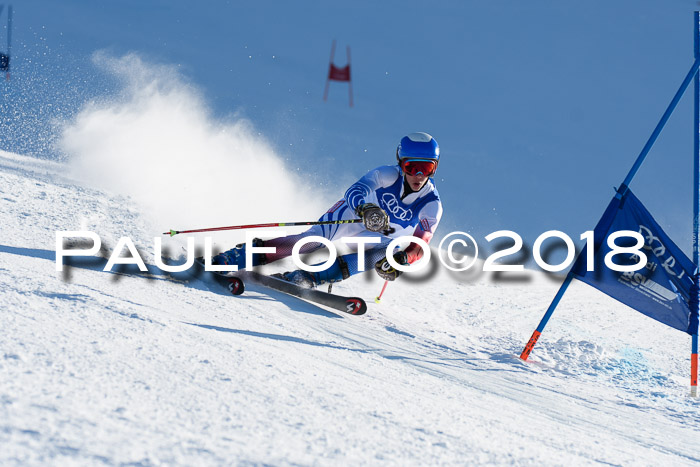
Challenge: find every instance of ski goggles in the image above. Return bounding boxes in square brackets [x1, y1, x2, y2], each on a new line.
[400, 159, 437, 177]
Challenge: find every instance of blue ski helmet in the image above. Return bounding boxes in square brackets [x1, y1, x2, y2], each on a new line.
[396, 132, 440, 169]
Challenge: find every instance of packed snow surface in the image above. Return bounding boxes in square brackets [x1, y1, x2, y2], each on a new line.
[2, 150, 700, 465]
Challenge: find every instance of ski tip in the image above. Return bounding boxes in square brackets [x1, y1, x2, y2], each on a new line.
[227, 277, 245, 295]
[345, 298, 367, 315]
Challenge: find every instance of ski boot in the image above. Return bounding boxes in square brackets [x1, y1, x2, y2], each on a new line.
[278, 270, 318, 289]
[277, 256, 350, 289]
[212, 238, 268, 269]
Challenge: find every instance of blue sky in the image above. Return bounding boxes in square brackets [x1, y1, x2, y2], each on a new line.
[2, 0, 700, 259]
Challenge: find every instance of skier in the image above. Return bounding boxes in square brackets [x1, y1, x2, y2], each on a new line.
[212, 132, 443, 288]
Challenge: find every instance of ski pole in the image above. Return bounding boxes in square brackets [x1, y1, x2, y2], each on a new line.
[375, 281, 389, 304]
[163, 219, 362, 237]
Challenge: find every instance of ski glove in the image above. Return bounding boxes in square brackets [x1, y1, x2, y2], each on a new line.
[355, 203, 389, 232]
[375, 251, 408, 281]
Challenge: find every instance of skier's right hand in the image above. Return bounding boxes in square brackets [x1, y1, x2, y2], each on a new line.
[374, 251, 409, 281]
[355, 203, 389, 232]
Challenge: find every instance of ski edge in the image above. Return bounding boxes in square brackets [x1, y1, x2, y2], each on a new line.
[190, 256, 367, 315]
[241, 271, 367, 316]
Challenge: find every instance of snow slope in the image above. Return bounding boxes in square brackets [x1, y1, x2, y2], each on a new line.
[2, 151, 700, 465]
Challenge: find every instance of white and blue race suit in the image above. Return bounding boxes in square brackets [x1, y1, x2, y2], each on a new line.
[265, 165, 443, 280]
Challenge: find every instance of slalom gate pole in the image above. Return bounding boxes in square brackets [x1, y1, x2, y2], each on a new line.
[617, 56, 700, 199]
[5, 5, 11, 80]
[163, 219, 362, 237]
[375, 281, 388, 304]
[520, 273, 574, 360]
[689, 273, 699, 397]
[521, 34, 700, 363]
[692, 11, 700, 398]
[692, 333, 699, 398]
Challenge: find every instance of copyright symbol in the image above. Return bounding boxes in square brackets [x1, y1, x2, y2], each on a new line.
[438, 231, 479, 272]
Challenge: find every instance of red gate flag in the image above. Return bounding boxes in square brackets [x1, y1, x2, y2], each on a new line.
[329, 64, 350, 82]
[323, 40, 353, 107]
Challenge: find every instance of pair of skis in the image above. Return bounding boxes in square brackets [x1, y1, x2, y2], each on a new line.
[172, 220, 368, 316]
[204, 267, 367, 316]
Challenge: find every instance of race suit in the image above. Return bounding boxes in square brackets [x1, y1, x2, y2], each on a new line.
[264, 165, 443, 281]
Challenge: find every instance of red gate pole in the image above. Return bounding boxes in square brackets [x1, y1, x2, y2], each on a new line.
[347, 45, 353, 107]
[323, 40, 337, 102]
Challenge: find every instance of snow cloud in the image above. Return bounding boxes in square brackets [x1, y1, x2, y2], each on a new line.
[60, 52, 328, 244]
